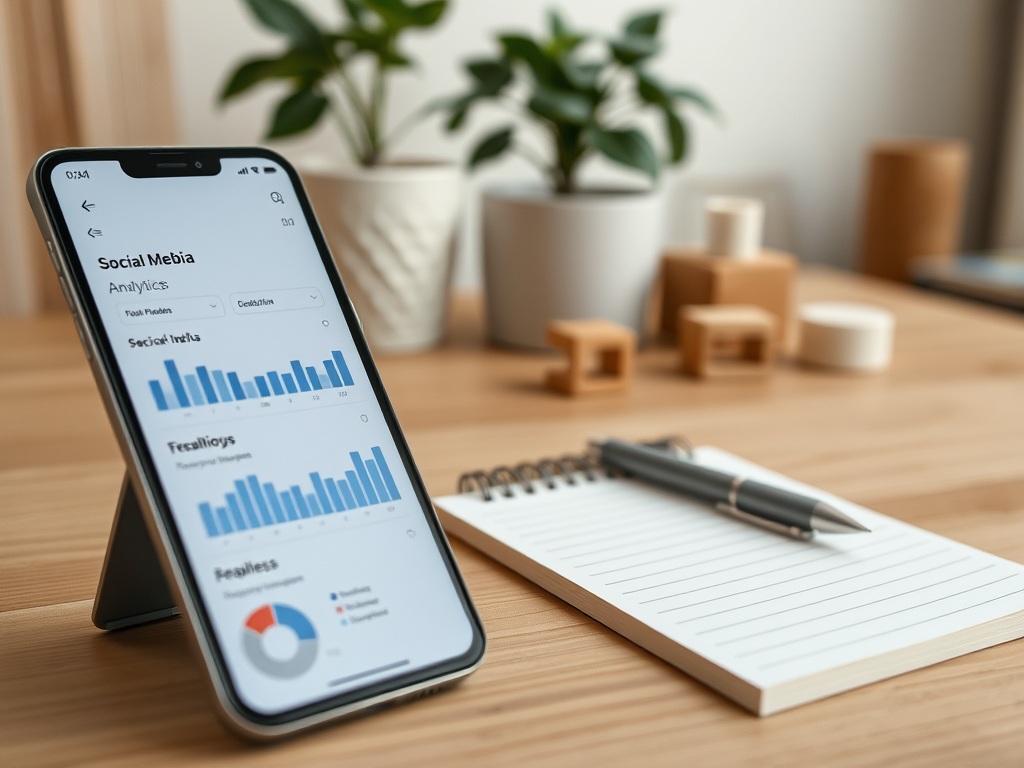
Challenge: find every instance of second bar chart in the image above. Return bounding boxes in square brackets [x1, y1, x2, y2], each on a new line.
[198, 446, 401, 538]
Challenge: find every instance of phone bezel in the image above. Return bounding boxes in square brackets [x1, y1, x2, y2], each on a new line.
[31, 146, 485, 733]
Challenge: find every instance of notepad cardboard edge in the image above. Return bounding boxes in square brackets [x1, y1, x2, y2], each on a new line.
[762, 609, 1024, 715]
[435, 504, 765, 716]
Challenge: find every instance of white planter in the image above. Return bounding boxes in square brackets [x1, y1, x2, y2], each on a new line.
[482, 188, 664, 349]
[300, 162, 461, 353]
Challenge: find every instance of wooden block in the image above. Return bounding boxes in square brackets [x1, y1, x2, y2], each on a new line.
[680, 305, 775, 378]
[660, 246, 797, 349]
[859, 140, 969, 283]
[545, 319, 636, 395]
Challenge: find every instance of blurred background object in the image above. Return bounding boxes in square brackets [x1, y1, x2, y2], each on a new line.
[993, 1, 1024, 251]
[857, 139, 970, 283]
[705, 196, 764, 259]
[912, 249, 1024, 311]
[0, 0, 177, 315]
[217, 0, 461, 353]
[2, 0, 1024, 318]
[444, 7, 711, 348]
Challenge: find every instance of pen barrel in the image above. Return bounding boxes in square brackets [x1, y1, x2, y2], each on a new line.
[597, 440, 735, 503]
[734, 482, 816, 529]
[597, 440, 820, 533]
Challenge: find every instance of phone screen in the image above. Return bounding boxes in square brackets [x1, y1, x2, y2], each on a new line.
[46, 155, 478, 718]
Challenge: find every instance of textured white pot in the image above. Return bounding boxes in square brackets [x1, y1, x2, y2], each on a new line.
[482, 187, 664, 349]
[301, 162, 461, 353]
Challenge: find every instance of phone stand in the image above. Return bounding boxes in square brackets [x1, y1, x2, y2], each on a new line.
[92, 474, 179, 630]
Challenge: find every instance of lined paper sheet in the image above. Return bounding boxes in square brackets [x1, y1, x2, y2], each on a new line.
[436, 448, 1024, 691]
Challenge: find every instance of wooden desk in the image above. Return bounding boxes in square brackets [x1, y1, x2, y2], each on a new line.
[4, 270, 1024, 766]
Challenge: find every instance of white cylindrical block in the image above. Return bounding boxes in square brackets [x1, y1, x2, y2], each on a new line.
[706, 196, 764, 259]
[799, 303, 895, 372]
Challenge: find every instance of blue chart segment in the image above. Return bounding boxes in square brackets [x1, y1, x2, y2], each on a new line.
[198, 446, 401, 537]
[148, 349, 355, 411]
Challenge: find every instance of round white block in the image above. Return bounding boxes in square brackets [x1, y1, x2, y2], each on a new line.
[798, 303, 895, 371]
[706, 196, 764, 259]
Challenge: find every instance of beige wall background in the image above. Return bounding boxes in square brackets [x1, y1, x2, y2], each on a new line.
[165, 0, 1012, 289]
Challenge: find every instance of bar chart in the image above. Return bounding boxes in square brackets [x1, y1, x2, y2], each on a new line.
[198, 446, 402, 538]
[148, 349, 355, 411]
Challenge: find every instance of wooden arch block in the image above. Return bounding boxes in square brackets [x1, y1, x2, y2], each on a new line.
[681, 305, 775, 378]
[546, 320, 636, 395]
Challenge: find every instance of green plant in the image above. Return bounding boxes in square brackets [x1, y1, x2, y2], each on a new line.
[443, 9, 714, 194]
[220, 0, 447, 166]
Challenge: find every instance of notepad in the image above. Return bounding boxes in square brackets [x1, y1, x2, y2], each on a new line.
[434, 447, 1024, 715]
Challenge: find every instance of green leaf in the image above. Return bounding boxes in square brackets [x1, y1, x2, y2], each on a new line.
[549, 9, 569, 39]
[528, 86, 592, 125]
[624, 10, 662, 38]
[335, 28, 412, 67]
[562, 60, 602, 90]
[466, 58, 513, 96]
[638, 74, 717, 117]
[267, 88, 328, 138]
[636, 71, 670, 106]
[444, 93, 476, 131]
[546, 9, 585, 55]
[585, 126, 659, 179]
[664, 108, 687, 163]
[668, 86, 717, 117]
[499, 35, 564, 87]
[221, 58, 280, 101]
[220, 50, 326, 101]
[365, 0, 447, 30]
[242, 0, 323, 52]
[378, 46, 413, 67]
[338, 0, 365, 21]
[609, 35, 659, 66]
[468, 126, 514, 169]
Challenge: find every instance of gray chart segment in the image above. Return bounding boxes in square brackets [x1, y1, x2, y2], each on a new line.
[243, 631, 318, 678]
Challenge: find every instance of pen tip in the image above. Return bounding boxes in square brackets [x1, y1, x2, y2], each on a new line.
[811, 503, 871, 534]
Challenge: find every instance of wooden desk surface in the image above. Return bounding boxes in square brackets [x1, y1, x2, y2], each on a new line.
[4, 270, 1024, 766]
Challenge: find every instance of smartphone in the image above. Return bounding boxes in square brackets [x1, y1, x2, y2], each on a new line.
[27, 147, 485, 738]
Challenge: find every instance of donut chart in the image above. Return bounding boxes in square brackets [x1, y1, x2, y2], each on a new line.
[242, 603, 318, 678]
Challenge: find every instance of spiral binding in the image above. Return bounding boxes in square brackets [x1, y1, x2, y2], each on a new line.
[457, 435, 694, 502]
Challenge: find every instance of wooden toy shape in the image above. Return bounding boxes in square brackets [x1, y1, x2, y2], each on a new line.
[546, 319, 637, 395]
[680, 305, 776, 378]
[859, 140, 968, 283]
[660, 246, 796, 350]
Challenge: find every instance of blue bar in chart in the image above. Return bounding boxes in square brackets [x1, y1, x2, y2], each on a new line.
[197, 446, 401, 537]
[148, 349, 355, 411]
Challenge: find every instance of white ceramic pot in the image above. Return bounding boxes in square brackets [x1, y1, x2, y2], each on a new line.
[301, 162, 461, 353]
[482, 188, 664, 349]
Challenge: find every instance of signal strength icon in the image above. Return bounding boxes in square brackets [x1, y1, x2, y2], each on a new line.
[237, 167, 248, 175]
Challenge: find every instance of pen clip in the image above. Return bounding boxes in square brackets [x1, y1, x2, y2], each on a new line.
[714, 502, 814, 541]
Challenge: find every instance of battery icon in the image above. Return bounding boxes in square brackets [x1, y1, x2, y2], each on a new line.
[263, 167, 277, 174]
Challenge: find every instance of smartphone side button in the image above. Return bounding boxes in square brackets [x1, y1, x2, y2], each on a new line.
[46, 240, 61, 273]
[72, 314, 92, 360]
[57, 276, 74, 311]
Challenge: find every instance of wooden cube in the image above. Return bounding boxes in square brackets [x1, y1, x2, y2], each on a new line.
[681, 305, 775, 378]
[660, 246, 797, 350]
[546, 319, 636, 395]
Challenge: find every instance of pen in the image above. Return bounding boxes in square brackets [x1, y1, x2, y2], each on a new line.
[590, 438, 870, 540]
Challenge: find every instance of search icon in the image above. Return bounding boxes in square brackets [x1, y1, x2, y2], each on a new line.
[270, 191, 284, 204]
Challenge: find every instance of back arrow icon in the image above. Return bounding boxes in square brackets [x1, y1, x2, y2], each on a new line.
[87, 228, 102, 237]
[82, 200, 95, 212]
